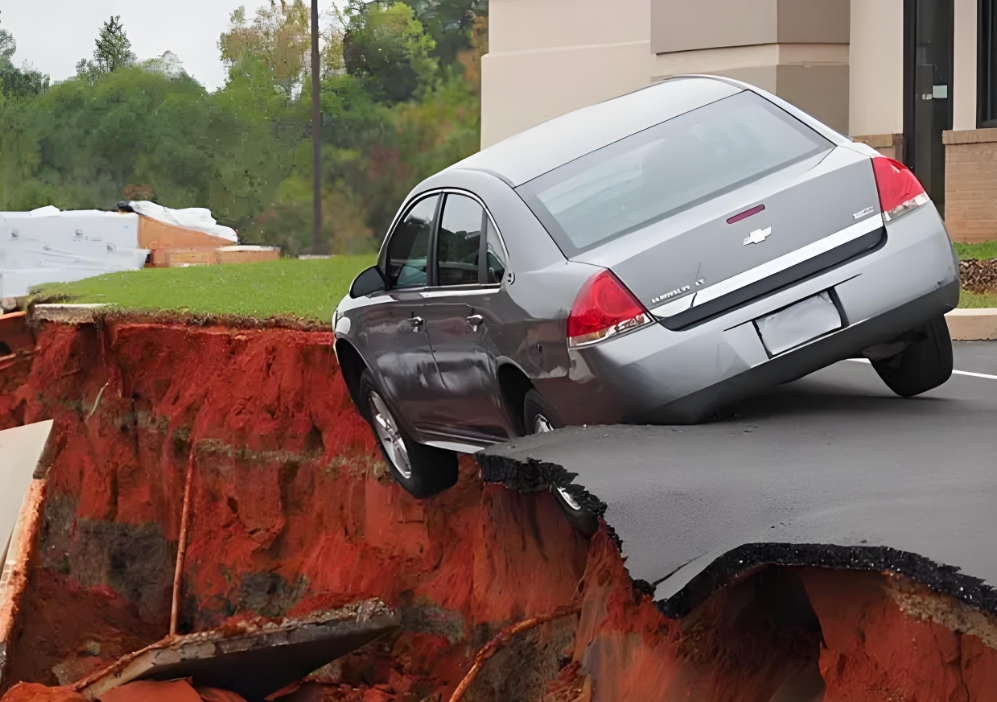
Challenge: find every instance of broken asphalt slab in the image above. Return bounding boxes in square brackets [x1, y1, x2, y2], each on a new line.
[480, 350, 997, 619]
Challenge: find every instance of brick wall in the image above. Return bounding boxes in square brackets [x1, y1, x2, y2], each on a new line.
[944, 128, 997, 244]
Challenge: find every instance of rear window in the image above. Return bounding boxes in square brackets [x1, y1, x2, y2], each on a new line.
[517, 91, 833, 255]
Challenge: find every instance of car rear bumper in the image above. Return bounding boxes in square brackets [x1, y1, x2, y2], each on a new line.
[543, 204, 960, 425]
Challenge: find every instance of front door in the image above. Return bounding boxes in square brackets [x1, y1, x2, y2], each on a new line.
[423, 193, 512, 443]
[904, 0, 953, 215]
[361, 194, 450, 436]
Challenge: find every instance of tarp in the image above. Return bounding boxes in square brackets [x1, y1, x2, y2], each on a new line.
[127, 201, 237, 243]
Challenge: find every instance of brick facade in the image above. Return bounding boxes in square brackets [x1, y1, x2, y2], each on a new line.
[853, 133, 904, 161]
[944, 128, 997, 244]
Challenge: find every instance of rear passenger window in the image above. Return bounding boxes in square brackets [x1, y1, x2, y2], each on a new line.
[437, 194, 485, 286]
[386, 195, 439, 289]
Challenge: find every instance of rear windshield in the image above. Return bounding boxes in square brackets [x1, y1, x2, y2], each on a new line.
[517, 90, 833, 255]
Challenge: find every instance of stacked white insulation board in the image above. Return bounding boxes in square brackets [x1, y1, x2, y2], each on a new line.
[0, 203, 238, 299]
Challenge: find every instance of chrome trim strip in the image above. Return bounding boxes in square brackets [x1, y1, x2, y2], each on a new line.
[650, 214, 884, 318]
[418, 285, 500, 299]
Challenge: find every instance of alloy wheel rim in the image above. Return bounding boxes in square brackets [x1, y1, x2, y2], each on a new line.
[533, 414, 583, 512]
[368, 391, 412, 480]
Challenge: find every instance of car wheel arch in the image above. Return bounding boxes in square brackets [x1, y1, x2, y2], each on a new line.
[497, 362, 534, 436]
[335, 339, 367, 409]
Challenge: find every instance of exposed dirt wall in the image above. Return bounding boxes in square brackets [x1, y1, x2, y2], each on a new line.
[4, 319, 997, 701]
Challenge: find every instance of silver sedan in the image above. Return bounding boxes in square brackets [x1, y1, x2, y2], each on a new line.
[334, 75, 959, 522]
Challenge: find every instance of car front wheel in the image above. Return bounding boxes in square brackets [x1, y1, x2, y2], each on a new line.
[360, 369, 458, 499]
[523, 389, 599, 536]
[871, 316, 954, 398]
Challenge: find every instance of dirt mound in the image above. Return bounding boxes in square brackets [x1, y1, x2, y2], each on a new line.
[3, 318, 997, 700]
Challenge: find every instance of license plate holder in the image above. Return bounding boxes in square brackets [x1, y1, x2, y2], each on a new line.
[754, 292, 842, 356]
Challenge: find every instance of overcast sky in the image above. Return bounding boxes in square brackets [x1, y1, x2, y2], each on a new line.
[1, 0, 331, 91]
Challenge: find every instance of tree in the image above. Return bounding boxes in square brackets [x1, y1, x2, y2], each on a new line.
[0, 11, 15, 67]
[219, 1, 311, 96]
[341, 1, 437, 104]
[76, 16, 136, 80]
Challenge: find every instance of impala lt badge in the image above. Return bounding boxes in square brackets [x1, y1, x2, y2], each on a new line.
[743, 227, 772, 246]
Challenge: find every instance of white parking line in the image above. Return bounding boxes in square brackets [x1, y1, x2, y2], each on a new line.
[846, 358, 997, 381]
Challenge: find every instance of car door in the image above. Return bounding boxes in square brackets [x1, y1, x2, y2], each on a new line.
[423, 192, 513, 443]
[360, 194, 450, 437]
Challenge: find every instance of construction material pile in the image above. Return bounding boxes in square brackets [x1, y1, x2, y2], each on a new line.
[0, 203, 276, 301]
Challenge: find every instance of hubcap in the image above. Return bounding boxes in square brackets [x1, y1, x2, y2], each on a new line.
[368, 391, 412, 480]
[532, 414, 582, 511]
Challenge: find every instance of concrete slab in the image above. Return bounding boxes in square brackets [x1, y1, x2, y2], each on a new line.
[0, 421, 52, 562]
[480, 354, 997, 618]
[31, 305, 109, 325]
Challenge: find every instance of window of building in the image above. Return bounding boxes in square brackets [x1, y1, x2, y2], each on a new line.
[981, 0, 997, 127]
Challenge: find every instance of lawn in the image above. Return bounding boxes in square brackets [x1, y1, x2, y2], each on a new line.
[954, 240, 997, 261]
[959, 289, 997, 309]
[31, 256, 375, 323]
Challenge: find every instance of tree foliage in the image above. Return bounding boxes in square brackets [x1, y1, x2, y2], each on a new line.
[0, 2, 486, 254]
[76, 16, 137, 80]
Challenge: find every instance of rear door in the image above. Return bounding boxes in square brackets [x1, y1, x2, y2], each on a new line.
[517, 90, 883, 326]
[423, 193, 512, 443]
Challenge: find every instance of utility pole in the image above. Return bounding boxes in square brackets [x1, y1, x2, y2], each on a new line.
[311, 0, 322, 254]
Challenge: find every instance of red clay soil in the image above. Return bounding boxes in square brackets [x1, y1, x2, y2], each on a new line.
[0, 311, 35, 429]
[4, 318, 997, 701]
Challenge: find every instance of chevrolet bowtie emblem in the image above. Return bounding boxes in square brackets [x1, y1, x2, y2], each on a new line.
[743, 227, 772, 246]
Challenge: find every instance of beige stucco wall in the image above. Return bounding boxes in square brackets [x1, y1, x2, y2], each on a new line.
[849, 0, 904, 138]
[483, 0, 983, 149]
[481, 0, 653, 147]
[953, 0, 979, 131]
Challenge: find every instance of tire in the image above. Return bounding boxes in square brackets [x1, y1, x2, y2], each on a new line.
[871, 316, 954, 398]
[359, 370, 458, 499]
[523, 389, 600, 536]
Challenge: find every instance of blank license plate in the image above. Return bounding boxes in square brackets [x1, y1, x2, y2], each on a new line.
[754, 292, 842, 356]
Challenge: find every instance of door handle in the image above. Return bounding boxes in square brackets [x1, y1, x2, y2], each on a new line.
[466, 314, 484, 331]
[410, 316, 425, 331]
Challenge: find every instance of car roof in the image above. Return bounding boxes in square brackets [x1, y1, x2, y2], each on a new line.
[450, 76, 743, 188]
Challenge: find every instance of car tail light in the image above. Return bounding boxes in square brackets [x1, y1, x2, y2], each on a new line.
[872, 157, 930, 222]
[567, 269, 651, 347]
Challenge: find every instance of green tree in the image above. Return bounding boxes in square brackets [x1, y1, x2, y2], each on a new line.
[0, 12, 49, 98]
[219, 1, 311, 96]
[342, 1, 437, 104]
[76, 16, 136, 80]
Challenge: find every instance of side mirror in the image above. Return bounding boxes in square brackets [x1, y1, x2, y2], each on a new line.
[350, 266, 386, 298]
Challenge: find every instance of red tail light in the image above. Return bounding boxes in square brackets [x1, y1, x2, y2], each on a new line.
[872, 157, 930, 222]
[567, 269, 651, 347]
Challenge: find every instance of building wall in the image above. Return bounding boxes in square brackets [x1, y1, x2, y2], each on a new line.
[481, 0, 653, 147]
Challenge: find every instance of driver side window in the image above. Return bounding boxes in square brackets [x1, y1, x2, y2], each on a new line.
[385, 195, 440, 289]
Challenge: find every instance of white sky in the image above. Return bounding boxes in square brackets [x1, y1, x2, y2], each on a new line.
[1, 0, 331, 92]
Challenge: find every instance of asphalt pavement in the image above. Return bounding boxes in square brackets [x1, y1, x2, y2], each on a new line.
[481, 342, 997, 617]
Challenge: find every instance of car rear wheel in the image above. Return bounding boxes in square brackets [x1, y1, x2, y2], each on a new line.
[360, 370, 458, 499]
[871, 316, 954, 398]
[523, 389, 599, 536]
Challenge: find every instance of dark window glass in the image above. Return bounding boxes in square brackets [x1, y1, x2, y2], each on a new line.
[982, 0, 997, 127]
[386, 195, 438, 289]
[517, 91, 832, 255]
[436, 194, 484, 286]
[484, 219, 507, 284]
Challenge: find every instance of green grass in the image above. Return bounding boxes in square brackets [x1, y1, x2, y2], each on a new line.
[959, 289, 997, 309]
[954, 241, 997, 261]
[32, 256, 375, 322]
